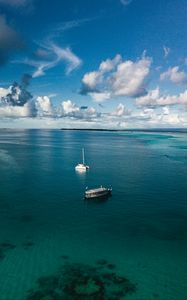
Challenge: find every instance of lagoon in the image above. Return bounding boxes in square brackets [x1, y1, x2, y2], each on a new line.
[0, 129, 187, 299]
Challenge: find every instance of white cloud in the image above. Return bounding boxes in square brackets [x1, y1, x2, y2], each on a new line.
[16, 43, 82, 78]
[52, 45, 82, 75]
[111, 57, 151, 97]
[111, 103, 130, 116]
[81, 54, 152, 101]
[99, 54, 122, 72]
[163, 46, 170, 58]
[162, 106, 170, 115]
[57, 100, 99, 119]
[36, 96, 54, 117]
[0, 87, 10, 98]
[0, 102, 35, 118]
[1, 98, 187, 129]
[147, 108, 183, 126]
[136, 88, 160, 106]
[59, 100, 80, 116]
[82, 71, 102, 89]
[14, 57, 58, 79]
[136, 88, 187, 107]
[89, 92, 111, 102]
[160, 66, 187, 84]
[81, 55, 121, 91]
[0, 81, 100, 120]
[0, 82, 36, 118]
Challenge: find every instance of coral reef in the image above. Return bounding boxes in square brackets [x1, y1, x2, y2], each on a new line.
[107, 264, 116, 270]
[26, 261, 136, 300]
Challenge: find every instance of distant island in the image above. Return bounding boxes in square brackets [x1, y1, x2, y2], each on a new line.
[60, 128, 187, 133]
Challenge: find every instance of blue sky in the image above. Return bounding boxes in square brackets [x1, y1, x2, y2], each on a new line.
[1, 0, 187, 128]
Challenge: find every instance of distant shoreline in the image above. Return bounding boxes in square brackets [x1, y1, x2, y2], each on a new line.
[0, 128, 187, 133]
[60, 128, 187, 133]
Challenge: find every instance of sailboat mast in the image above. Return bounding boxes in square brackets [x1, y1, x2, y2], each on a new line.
[82, 148, 85, 165]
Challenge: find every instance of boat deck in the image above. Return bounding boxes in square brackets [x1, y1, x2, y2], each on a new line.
[85, 187, 108, 194]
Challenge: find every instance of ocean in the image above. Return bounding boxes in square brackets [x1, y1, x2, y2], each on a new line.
[0, 129, 187, 300]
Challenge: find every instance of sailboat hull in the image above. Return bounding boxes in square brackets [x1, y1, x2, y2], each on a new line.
[75, 164, 89, 171]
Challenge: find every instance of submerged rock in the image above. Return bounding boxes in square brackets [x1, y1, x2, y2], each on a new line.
[23, 242, 35, 249]
[26, 262, 136, 300]
[0, 241, 16, 261]
[0, 242, 16, 250]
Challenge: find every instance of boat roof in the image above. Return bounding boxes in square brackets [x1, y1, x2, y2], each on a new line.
[85, 187, 108, 194]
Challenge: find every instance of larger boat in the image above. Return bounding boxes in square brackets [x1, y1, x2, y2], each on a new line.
[85, 186, 112, 199]
[75, 148, 89, 172]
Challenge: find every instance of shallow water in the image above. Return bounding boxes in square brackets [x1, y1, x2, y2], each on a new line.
[0, 129, 187, 300]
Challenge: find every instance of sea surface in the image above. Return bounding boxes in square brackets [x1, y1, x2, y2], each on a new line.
[0, 129, 187, 300]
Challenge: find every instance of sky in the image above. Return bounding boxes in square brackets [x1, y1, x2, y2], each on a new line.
[1, 0, 187, 129]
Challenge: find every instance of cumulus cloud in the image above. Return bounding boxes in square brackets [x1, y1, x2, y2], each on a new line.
[0, 102, 35, 118]
[82, 71, 102, 91]
[141, 107, 183, 126]
[0, 73, 38, 119]
[81, 54, 152, 102]
[57, 100, 99, 119]
[160, 66, 187, 84]
[58, 99, 80, 117]
[111, 57, 150, 97]
[0, 15, 23, 65]
[35, 96, 100, 120]
[89, 92, 111, 102]
[0, 87, 9, 98]
[36, 96, 54, 117]
[1, 86, 187, 128]
[81, 54, 121, 95]
[0, 77, 100, 121]
[136, 87, 187, 107]
[0, 82, 32, 106]
[111, 103, 131, 116]
[0, 82, 36, 118]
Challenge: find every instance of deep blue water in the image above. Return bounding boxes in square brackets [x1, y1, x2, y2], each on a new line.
[0, 129, 187, 300]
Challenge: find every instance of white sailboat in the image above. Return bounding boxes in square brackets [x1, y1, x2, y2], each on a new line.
[75, 148, 89, 172]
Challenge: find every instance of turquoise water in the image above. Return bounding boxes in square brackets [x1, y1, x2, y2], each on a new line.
[0, 129, 187, 300]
